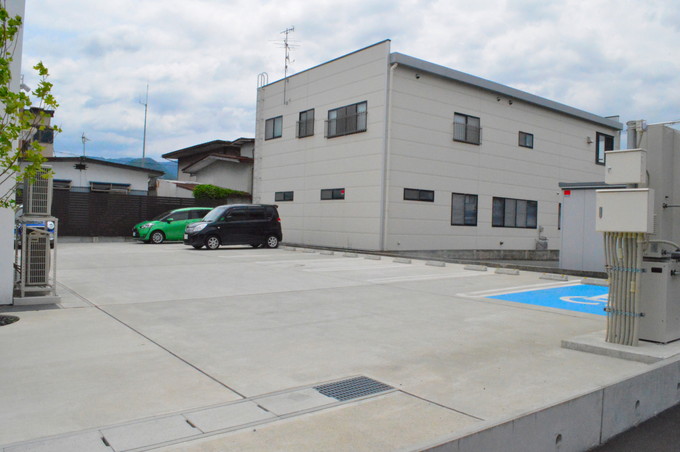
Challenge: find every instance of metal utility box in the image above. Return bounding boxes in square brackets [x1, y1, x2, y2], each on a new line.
[639, 260, 680, 343]
[604, 149, 647, 185]
[595, 188, 654, 233]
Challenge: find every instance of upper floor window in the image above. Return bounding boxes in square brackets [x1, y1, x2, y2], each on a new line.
[453, 113, 481, 145]
[596, 132, 614, 165]
[451, 193, 478, 226]
[265, 116, 283, 140]
[492, 197, 537, 228]
[34, 127, 54, 144]
[326, 101, 367, 138]
[518, 131, 534, 149]
[403, 188, 434, 202]
[297, 109, 314, 138]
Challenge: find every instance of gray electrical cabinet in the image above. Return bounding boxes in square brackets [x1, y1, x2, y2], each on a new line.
[639, 260, 680, 344]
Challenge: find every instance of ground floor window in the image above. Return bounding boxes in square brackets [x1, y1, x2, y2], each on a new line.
[403, 188, 434, 202]
[275, 191, 294, 202]
[321, 188, 345, 200]
[492, 197, 537, 228]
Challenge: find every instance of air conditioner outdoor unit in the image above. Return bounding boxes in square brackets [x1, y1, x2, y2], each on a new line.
[24, 229, 50, 286]
[23, 166, 53, 215]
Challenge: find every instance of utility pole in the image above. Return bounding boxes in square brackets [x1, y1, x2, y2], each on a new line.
[140, 84, 149, 168]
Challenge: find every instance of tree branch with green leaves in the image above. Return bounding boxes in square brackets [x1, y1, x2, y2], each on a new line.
[0, 1, 60, 208]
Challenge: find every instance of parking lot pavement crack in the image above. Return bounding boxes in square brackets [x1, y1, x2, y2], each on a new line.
[55, 282, 248, 399]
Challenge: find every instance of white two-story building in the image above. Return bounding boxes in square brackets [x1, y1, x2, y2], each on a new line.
[254, 40, 622, 252]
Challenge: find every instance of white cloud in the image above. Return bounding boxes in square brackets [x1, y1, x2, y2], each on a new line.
[21, 0, 680, 160]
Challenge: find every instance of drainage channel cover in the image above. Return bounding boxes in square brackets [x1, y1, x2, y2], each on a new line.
[314, 376, 393, 401]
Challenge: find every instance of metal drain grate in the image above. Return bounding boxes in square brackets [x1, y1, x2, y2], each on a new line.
[314, 376, 393, 401]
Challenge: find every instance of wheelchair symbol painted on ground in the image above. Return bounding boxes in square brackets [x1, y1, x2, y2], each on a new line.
[487, 284, 609, 315]
[560, 293, 608, 306]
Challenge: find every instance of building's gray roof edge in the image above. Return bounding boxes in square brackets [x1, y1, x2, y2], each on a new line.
[162, 138, 254, 159]
[45, 157, 165, 176]
[390, 53, 623, 131]
[558, 181, 627, 189]
[262, 40, 392, 88]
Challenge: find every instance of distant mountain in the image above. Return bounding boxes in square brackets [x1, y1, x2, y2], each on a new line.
[98, 157, 178, 180]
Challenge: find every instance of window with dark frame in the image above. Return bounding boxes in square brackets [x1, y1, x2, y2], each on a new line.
[90, 182, 131, 193]
[326, 101, 367, 138]
[321, 188, 345, 200]
[265, 116, 283, 140]
[492, 197, 538, 228]
[53, 179, 72, 190]
[518, 131, 534, 149]
[34, 127, 54, 144]
[453, 113, 481, 145]
[451, 193, 478, 226]
[297, 109, 314, 138]
[596, 132, 614, 165]
[403, 188, 435, 202]
[275, 191, 294, 202]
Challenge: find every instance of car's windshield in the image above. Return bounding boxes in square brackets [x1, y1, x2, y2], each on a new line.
[202, 207, 226, 222]
[152, 210, 173, 221]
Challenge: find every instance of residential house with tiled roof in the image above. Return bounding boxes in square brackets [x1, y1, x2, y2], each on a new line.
[160, 139, 254, 197]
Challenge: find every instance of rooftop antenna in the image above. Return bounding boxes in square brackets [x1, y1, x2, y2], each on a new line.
[280, 26, 297, 104]
[282, 26, 295, 79]
[81, 132, 90, 156]
[139, 84, 149, 168]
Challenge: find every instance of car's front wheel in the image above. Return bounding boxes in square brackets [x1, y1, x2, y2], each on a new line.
[150, 231, 165, 244]
[265, 235, 279, 248]
[205, 235, 220, 250]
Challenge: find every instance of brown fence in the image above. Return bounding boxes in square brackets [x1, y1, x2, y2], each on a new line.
[46, 191, 250, 237]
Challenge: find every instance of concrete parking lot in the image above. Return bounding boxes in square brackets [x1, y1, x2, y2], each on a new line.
[1, 242, 679, 451]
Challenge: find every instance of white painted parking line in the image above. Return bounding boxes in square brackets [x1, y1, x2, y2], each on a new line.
[304, 264, 407, 272]
[458, 280, 581, 298]
[216, 254, 270, 259]
[255, 258, 346, 265]
[370, 272, 489, 284]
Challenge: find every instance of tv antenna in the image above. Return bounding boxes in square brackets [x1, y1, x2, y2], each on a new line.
[81, 132, 90, 156]
[279, 26, 297, 104]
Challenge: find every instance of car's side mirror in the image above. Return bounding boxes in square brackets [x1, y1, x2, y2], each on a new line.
[165, 218, 174, 223]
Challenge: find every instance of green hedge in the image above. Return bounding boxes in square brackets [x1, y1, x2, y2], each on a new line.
[193, 184, 250, 199]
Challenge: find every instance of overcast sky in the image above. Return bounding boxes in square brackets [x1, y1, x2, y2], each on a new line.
[21, 0, 680, 161]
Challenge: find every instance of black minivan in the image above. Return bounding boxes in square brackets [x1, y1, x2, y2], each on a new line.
[183, 204, 282, 250]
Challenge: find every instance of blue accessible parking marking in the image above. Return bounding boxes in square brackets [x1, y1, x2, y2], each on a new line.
[487, 284, 608, 316]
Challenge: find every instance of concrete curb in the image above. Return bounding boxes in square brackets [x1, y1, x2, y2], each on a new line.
[416, 354, 680, 452]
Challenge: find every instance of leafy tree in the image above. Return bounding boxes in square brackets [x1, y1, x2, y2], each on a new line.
[193, 184, 250, 200]
[0, 1, 60, 208]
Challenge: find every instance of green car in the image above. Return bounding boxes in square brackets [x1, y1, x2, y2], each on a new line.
[132, 207, 213, 244]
